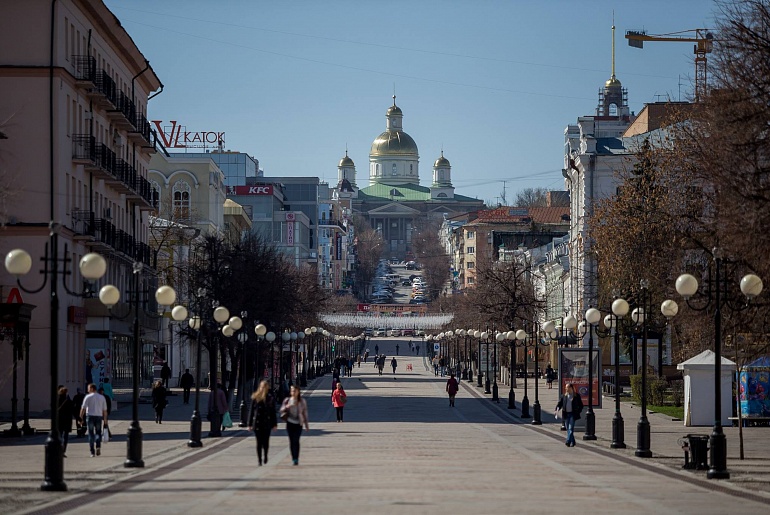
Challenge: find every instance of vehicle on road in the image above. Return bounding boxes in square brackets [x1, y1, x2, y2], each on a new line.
[373, 328, 387, 337]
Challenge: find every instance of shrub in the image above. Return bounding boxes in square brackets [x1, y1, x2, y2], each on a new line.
[670, 380, 684, 407]
[630, 374, 642, 402]
[649, 378, 668, 406]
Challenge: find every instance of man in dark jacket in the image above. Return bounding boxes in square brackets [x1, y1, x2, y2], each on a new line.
[160, 362, 172, 389]
[180, 369, 194, 404]
[72, 388, 86, 437]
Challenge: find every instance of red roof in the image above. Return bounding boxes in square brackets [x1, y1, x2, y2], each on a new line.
[469, 206, 570, 225]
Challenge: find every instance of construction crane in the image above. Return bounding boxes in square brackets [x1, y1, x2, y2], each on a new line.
[625, 29, 715, 102]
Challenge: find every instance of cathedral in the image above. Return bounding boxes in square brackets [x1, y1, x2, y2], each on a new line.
[336, 96, 484, 260]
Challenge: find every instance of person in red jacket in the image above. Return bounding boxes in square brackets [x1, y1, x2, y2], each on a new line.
[332, 382, 347, 422]
[446, 373, 459, 407]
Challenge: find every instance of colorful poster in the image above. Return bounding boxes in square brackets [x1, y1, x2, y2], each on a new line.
[559, 348, 601, 408]
[739, 365, 770, 418]
[86, 348, 111, 390]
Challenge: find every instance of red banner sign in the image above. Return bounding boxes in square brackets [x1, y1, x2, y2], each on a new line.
[227, 185, 273, 196]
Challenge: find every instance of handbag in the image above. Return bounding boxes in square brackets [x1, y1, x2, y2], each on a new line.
[102, 425, 110, 443]
[279, 400, 290, 421]
[222, 411, 233, 428]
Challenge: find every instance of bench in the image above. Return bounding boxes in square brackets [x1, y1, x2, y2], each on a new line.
[728, 416, 770, 427]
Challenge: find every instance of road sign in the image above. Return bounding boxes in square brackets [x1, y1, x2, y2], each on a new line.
[433, 343, 440, 352]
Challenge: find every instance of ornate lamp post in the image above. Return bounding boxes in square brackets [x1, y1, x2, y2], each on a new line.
[674, 256, 762, 479]
[298, 331, 307, 386]
[98, 268, 183, 467]
[207, 305, 231, 438]
[530, 323, 551, 426]
[581, 307, 603, 440]
[506, 330, 516, 409]
[492, 331, 504, 402]
[265, 330, 276, 391]
[516, 329, 531, 419]
[5, 237, 110, 491]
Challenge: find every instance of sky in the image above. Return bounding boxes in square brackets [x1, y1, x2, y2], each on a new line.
[104, 0, 720, 205]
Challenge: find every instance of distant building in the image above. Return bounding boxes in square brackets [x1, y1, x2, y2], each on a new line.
[333, 97, 485, 261]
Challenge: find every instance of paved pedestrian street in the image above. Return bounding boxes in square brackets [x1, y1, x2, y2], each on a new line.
[2, 339, 769, 514]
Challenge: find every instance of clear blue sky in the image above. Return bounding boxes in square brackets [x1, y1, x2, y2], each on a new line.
[105, 0, 718, 205]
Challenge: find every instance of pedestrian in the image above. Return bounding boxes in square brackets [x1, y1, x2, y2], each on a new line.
[331, 376, 339, 393]
[180, 368, 194, 403]
[79, 383, 107, 457]
[332, 381, 347, 422]
[546, 364, 555, 390]
[408, 340, 413, 352]
[347, 357, 354, 377]
[98, 387, 112, 416]
[390, 356, 398, 375]
[208, 383, 229, 432]
[152, 380, 167, 424]
[72, 387, 85, 437]
[416, 344, 420, 355]
[248, 380, 277, 466]
[280, 384, 310, 466]
[357, 355, 361, 368]
[101, 377, 113, 406]
[433, 356, 439, 376]
[396, 343, 400, 355]
[364, 350, 369, 363]
[374, 344, 379, 355]
[377, 356, 385, 376]
[446, 373, 459, 407]
[555, 383, 583, 447]
[57, 386, 74, 457]
[161, 361, 172, 389]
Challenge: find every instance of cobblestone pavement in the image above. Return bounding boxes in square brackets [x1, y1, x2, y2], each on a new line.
[1, 338, 768, 514]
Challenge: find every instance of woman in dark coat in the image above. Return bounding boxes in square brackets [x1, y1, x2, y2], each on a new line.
[248, 380, 277, 466]
[555, 383, 583, 447]
[152, 380, 168, 424]
[57, 386, 74, 457]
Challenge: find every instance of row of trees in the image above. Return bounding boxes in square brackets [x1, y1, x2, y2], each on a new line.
[591, 0, 770, 363]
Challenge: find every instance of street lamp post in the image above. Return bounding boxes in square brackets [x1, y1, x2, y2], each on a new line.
[5, 235, 110, 491]
[237, 329, 248, 428]
[493, 331, 503, 402]
[98, 266, 182, 467]
[582, 308, 603, 440]
[299, 331, 307, 387]
[506, 330, 516, 409]
[187, 309, 203, 448]
[516, 329, 531, 419]
[530, 323, 550, 426]
[674, 255, 762, 479]
[265, 331, 276, 391]
[208, 305, 231, 438]
[609, 298, 630, 449]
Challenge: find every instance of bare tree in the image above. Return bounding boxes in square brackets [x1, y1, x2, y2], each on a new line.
[350, 215, 384, 300]
[411, 218, 450, 300]
[514, 187, 548, 207]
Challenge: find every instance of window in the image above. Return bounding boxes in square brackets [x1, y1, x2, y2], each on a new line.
[439, 170, 444, 180]
[150, 180, 161, 210]
[467, 262, 475, 269]
[467, 277, 475, 285]
[409, 164, 413, 174]
[467, 231, 475, 239]
[172, 181, 191, 220]
[466, 246, 475, 254]
[392, 163, 397, 176]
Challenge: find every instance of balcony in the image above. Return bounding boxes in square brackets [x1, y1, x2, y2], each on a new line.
[318, 219, 347, 233]
[72, 55, 96, 86]
[72, 135, 117, 180]
[111, 159, 137, 194]
[88, 70, 117, 109]
[128, 112, 154, 148]
[107, 91, 137, 130]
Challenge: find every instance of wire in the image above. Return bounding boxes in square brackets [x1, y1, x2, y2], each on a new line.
[110, 5, 676, 80]
[118, 17, 598, 102]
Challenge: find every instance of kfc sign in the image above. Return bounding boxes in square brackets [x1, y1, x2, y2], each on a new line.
[227, 185, 274, 196]
[152, 120, 225, 149]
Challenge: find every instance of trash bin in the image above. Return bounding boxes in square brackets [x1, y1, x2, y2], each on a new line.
[682, 434, 709, 470]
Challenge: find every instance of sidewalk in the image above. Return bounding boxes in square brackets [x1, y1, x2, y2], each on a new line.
[458, 371, 770, 488]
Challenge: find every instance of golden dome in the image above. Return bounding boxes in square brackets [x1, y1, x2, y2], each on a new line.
[434, 154, 450, 168]
[338, 155, 354, 167]
[370, 130, 418, 156]
[605, 76, 622, 88]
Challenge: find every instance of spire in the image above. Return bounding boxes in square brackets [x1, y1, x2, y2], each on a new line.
[611, 11, 616, 82]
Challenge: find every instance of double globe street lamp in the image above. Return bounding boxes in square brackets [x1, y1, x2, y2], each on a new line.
[674, 255, 763, 480]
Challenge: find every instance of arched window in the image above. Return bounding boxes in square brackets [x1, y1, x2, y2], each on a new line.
[437, 193, 448, 198]
[392, 163, 397, 176]
[409, 164, 413, 175]
[376, 163, 380, 176]
[172, 180, 191, 220]
[439, 170, 445, 181]
[150, 180, 161, 211]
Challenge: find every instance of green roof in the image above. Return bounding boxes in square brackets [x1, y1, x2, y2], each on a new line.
[358, 182, 479, 203]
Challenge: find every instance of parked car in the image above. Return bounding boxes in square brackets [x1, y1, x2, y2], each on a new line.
[401, 279, 412, 286]
[406, 261, 417, 270]
[365, 328, 374, 336]
[388, 328, 402, 337]
[373, 328, 387, 337]
[403, 328, 414, 336]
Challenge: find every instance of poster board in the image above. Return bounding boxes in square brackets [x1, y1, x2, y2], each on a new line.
[558, 347, 601, 409]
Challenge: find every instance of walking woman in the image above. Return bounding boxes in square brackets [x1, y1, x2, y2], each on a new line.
[248, 380, 277, 465]
[57, 386, 74, 457]
[280, 384, 310, 465]
[555, 383, 583, 447]
[152, 380, 168, 424]
[332, 381, 347, 422]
